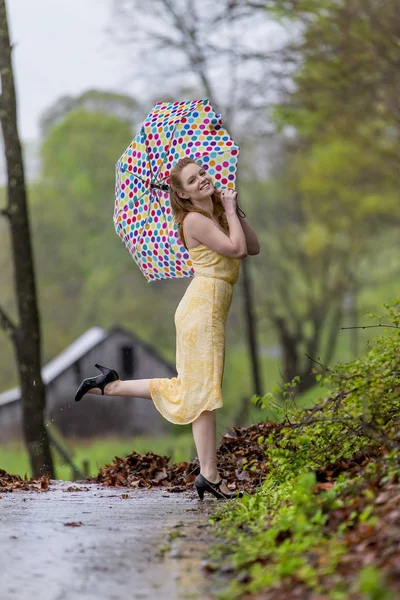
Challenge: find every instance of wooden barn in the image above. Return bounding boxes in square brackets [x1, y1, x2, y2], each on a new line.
[0, 326, 177, 442]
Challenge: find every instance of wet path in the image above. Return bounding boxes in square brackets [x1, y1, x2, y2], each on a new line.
[0, 481, 216, 600]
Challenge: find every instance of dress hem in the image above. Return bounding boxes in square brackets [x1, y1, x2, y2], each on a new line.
[149, 379, 223, 425]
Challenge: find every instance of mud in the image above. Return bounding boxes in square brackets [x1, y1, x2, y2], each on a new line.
[0, 481, 220, 600]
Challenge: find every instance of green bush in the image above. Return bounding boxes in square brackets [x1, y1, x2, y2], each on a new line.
[207, 298, 400, 599]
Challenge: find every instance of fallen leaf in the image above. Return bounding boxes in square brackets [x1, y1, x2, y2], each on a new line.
[314, 482, 334, 491]
[40, 476, 49, 491]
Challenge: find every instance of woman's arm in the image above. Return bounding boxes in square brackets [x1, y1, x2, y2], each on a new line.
[184, 211, 248, 258]
[183, 190, 247, 258]
[238, 213, 260, 255]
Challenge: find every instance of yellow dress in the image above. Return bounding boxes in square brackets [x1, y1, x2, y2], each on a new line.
[149, 244, 240, 424]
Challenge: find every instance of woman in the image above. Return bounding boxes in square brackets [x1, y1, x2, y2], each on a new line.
[75, 158, 260, 500]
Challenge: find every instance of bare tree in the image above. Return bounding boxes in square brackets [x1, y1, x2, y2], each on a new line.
[110, 0, 288, 135]
[0, 0, 54, 477]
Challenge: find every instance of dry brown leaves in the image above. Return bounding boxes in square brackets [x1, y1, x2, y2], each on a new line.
[217, 421, 280, 492]
[0, 468, 50, 493]
[225, 456, 400, 600]
[96, 420, 281, 493]
[96, 450, 195, 490]
[62, 486, 90, 492]
[333, 469, 400, 591]
[274, 451, 400, 598]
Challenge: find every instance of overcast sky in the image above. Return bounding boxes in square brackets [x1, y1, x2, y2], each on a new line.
[8, 0, 132, 142]
[7, 0, 289, 146]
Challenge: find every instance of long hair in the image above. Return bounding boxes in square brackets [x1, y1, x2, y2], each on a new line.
[169, 158, 229, 250]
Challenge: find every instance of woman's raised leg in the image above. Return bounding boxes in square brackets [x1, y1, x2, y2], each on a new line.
[87, 378, 153, 399]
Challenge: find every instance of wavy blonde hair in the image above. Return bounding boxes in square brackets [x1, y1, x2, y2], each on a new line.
[169, 158, 229, 250]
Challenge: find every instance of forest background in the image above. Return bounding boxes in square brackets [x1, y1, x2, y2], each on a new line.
[1, 0, 399, 476]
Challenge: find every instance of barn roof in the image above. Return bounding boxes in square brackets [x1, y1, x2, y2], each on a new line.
[0, 326, 174, 407]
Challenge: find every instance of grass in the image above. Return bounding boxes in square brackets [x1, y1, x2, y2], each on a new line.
[0, 431, 195, 481]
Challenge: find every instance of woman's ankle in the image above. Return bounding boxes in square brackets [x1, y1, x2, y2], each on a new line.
[200, 470, 220, 483]
[104, 380, 120, 395]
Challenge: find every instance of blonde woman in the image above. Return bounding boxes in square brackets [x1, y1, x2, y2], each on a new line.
[75, 158, 260, 499]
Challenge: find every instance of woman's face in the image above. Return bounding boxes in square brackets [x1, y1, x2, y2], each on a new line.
[179, 163, 214, 203]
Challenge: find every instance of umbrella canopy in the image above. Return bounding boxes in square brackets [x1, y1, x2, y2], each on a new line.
[114, 99, 239, 282]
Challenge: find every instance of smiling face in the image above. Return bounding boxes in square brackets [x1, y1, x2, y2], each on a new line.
[178, 163, 214, 203]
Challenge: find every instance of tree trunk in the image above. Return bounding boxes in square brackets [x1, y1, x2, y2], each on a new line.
[273, 314, 318, 396]
[273, 315, 299, 384]
[344, 285, 359, 358]
[324, 300, 345, 366]
[273, 307, 339, 397]
[0, 0, 54, 477]
[241, 258, 263, 397]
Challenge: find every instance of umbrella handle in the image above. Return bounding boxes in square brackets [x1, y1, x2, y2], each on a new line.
[151, 182, 169, 192]
[236, 205, 247, 219]
[150, 181, 245, 216]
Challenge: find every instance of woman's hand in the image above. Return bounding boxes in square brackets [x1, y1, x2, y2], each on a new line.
[220, 189, 238, 215]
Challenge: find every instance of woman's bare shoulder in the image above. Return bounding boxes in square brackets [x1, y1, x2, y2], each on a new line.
[182, 213, 205, 247]
[183, 212, 208, 225]
[183, 212, 208, 234]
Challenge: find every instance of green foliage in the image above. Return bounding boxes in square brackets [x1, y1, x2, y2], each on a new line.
[253, 0, 400, 393]
[239, 156, 398, 405]
[209, 470, 348, 598]
[269, 0, 400, 241]
[255, 299, 400, 477]
[271, 0, 400, 142]
[296, 138, 399, 233]
[206, 298, 400, 598]
[39, 89, 142, 138]
[357, 565, 395, 600]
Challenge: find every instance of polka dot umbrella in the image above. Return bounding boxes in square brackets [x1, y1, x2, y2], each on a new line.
[114, 99, 239, 282]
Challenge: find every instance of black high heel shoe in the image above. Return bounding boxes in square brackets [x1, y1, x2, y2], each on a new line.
[74, 364, 119, 402]
[195, 473, 243, 501]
